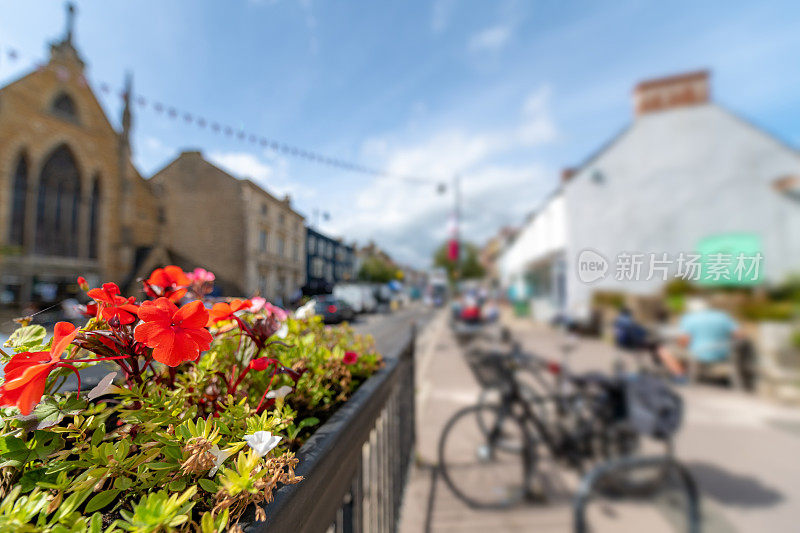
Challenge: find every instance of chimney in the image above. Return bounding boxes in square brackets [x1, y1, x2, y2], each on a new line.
[560, 167, 576, 183]
[633, 70, 710, 117]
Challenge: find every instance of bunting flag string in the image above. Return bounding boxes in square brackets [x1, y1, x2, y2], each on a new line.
[1, 44, 442, 187]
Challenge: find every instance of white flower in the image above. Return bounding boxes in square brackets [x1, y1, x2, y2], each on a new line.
[295, 300, 316, 320]
[243, 431, 282, 457]
[275, 323, 289, 339]
[208, 445, 236, 477]
[265, 385, 292, 401]
[87, 372, 122, 401]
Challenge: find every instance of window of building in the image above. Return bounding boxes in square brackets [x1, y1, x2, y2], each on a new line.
[293, 242, 299, 261]
[261, 203, 268, 216]
[8, 154, 28, 247]
[88, 176, 100, 259]
[259, 230, 268, 252]
[259, 275, 268, 296]
[279, 213, 286, 226]
[35, 145, 80, 257]
[50, 92, 79, 122]
[277, 237, 285, 257]
[308, 236, 315, 253]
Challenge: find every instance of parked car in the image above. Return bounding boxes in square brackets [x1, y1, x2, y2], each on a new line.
[333, 283, 377, 314]
[314, 297, 355, 324]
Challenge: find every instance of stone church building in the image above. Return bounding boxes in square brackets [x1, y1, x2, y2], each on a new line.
[0, 12, 161, 307]
[0, 7, 307, 308]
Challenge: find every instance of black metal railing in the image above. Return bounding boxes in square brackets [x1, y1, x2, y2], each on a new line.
[243, 326, 416, 533]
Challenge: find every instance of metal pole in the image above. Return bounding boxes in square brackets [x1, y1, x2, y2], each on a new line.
[454, 174, 461, 278]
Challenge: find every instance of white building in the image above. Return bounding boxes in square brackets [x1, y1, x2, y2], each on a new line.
[500, 70, 800, 320]
[498, 191, 567, 321]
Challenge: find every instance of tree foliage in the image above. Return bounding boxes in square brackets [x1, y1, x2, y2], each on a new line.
[357, 255, 397, 283]
[433, 241, 485, 281]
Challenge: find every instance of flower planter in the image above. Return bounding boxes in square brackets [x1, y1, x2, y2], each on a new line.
[241, 326, 416, 532]
[0, 266, 395, 531]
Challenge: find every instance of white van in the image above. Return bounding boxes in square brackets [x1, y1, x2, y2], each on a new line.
[333, 283, 377, 314]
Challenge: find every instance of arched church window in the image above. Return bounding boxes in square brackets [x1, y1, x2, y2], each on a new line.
[35, 145, 81, 257]
[89, 176, 100, 259]
[51, 92, 79, 122]
[8, 154, 28, 246]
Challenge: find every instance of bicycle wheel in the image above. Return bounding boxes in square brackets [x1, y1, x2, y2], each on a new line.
[596, 423, 673, 496]
[476, 383, 545, 453]
[438, 403, 536, 509]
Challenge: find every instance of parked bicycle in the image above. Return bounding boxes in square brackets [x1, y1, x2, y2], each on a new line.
[438, 338, 682, 509]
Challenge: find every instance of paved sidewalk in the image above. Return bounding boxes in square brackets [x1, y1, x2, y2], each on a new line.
[399, 311, 675, 533]
[398, 309, 800, 532]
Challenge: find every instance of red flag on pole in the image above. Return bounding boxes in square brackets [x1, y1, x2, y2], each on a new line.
[448, 239, 459, 262]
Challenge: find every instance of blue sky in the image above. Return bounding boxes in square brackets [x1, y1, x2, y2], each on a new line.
[2, 0, 799, 266]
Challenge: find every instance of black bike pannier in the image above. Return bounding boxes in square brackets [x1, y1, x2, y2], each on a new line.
[625, 374, 682, 439]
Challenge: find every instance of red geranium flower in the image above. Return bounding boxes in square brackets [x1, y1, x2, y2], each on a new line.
[343, 351, 359, 365]
[134, 298, 212, 366]
[207, 299, 252, 325]
[144, 265, 191, 302]
[77, 302, 99, 319]
[0, 322, 78, 415]
[87, 282, 139, 325]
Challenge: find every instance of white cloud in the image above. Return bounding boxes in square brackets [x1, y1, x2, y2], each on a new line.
[518, 86, 558, 145]
[137, 136, 176, 175]
[431, 0, 457, 34]
[329, 88, 558, 267]
[469, 25, 512, 52]
[208, 151, 274, 182]
[207, 150, 317, 202]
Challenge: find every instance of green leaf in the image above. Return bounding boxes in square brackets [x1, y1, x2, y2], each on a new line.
[34, 395, 87, 430]
[0, 432, 63, 465]
[297, 417, 320, 430]
[6, 325, 46, 349]
[89, 512, 103, 533]
[18, 467, 55, 493]
[168, 479, 186, 492]
[146, 462, 176, 470]
[91, 424, 105, 447]
[45, 461, 80, 475]
[163, 445, 182, 462]
[54, 489, 91, 522]
[85, 489, 121, 514]
[197, 478, 217, 493]
[114, 477, 133, 490]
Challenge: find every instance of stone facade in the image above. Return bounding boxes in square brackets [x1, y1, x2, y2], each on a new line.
[151, 151, 306, 303]
[241, 180, 306, 305]
[1, 12, 307, 307]
[0, 30, 159, 306]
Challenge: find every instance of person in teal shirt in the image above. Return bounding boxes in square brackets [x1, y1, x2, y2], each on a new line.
[679, 299, 740, 363]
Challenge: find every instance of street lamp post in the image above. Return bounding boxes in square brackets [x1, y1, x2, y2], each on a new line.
[453, 174, 461, 278]
[437, 174, 462, 280]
